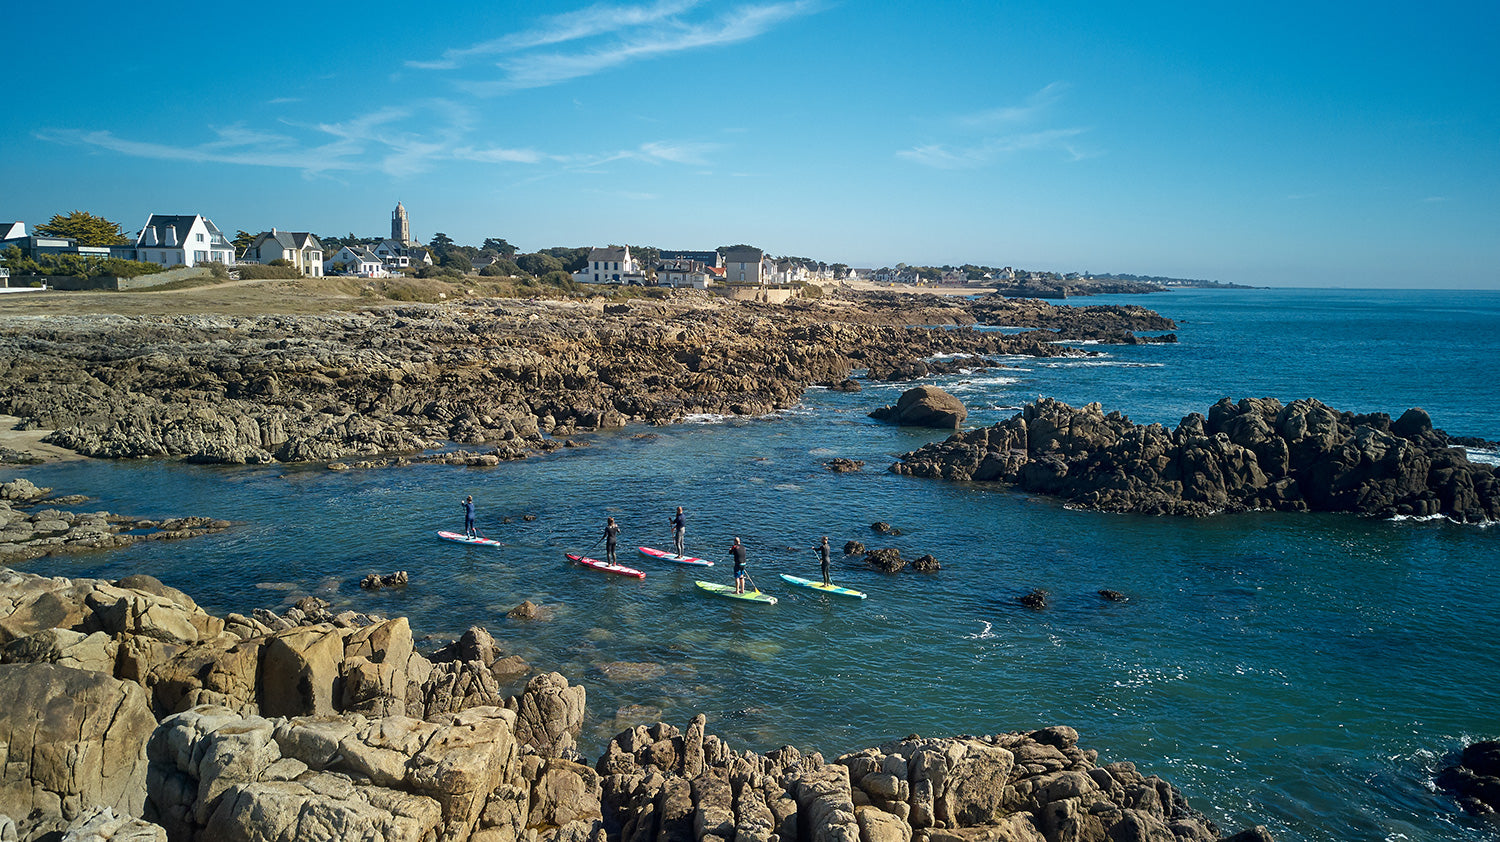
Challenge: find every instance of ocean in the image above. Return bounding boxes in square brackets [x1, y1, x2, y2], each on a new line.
[9, 287, 1500, 841]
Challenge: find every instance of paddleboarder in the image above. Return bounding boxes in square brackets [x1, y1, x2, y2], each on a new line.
[670, 506, 686, 556]
[730, 537, 747, 594]
[816, 535, 832, 586]
[461, 495, 476, 538]
[602, 517, 621, 565]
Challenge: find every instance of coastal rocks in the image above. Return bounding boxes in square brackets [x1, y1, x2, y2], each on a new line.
[146, 704, 523, 842]
[843, 540, 864, 555]
[596, 717, 1268, 842]
[911, 554, 941, 573]
[1017, 589, 1048, 610]
[824, 458, 865, 473]
[1436, 741, 1500, 814]
[870, 386, 968, 430]
[0, 489, 230, 565]
[865, 548, 906, 573]
[360, 571, 409, 589]
[893, 397, 1500, 521]
[0, 663, 156, 835]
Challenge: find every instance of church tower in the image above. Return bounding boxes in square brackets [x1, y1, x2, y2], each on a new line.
[392, 202, 411, 245]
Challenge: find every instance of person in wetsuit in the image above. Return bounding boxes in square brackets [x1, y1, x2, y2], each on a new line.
[671, 506, 687, 556]
[817, 535, 832, 585]
[730, 536, 747, 593]
[462, 495, 476, 537]
[603, 517, 621, 565]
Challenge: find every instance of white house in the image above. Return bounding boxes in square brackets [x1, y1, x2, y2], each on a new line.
[134, 214, 235, 267]
[325, 245, 388, 278]
[242, 230, 324, 277]
[573, 246, 643, 284]
[658, 258, 714, 290]
[372, 238, 432, 271]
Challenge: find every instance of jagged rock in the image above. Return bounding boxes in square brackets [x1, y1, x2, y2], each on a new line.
[843, 540, 864, 555]
[871, 521, 898, 534]
[514, 672, 586, 758]
[1099, 590, 1127, 602]
[911, 554, 941, 573]
[824, 458, 865, 473]
[1017, 589, 1047, 610]
[360, 571, 408, 589]
[870, 386, 968, 430]
[894, 396, 1499, 521]
[865, 548, 905, 574]
[1437, 740, 1500, 814]
[0, 664, 155, 832]
[508, 600, 543, 621]
[259, 623, 346, 717]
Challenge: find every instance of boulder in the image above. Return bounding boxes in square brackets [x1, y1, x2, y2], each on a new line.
[513, 672, 587, 758]
[870, 386, 968, 430]
[259, 624, 346, 717]
[1437, 740, 1500, 814]
[0, 664, 155, 832]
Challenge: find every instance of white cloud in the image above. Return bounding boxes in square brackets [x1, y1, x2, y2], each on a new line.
[413, 1, 819, 95]
[898, 84, 1095, 169]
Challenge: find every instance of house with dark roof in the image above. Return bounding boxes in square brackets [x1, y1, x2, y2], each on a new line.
[134, 214, 234, 267]
[324, 245, 388, 278]
[659, 249, 722, 268]
[242, 230, 324, 277]
[722, 247, 772, 285]
[572, 246, 646, 285]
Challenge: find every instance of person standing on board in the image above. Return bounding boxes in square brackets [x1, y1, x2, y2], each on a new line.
[462, 495, 476, 538]
[603, 517, 621, 565]
[730, 537, 748, 594]
[670, 506, 687, 556]
[816, 535, 832, 586]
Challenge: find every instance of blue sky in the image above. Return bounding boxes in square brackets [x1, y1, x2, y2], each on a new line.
[5, 1, 1497, 287]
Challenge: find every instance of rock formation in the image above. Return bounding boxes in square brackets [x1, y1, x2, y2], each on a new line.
[1437, 741, 1500, 814]
[0, 484, 229, 565]
[0, 565, 1275, 841]
[0, 293, 1173, 465]
[893, 397, 1500, 521]
[870, 386, 968, 429]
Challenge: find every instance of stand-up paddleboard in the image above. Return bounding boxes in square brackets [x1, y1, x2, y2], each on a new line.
[438, 531, 502, 548]
[566, 553, 646, 579]
[779, 574, 867, 600]
[638, 546, 714, 566]
[695, 581, 777, 604]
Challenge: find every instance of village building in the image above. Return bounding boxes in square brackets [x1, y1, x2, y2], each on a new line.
[241, 230, 324, 277]
[572, 246, 646, 284]
[324, 245, 388, 278]
[132, 214, 234, 267]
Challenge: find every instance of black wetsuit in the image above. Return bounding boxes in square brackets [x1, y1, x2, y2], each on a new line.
[671, 511, 686, 555]
[604, 522, 621, 563]
[818, 541, 831, 585]
[463, 499, 475, 536]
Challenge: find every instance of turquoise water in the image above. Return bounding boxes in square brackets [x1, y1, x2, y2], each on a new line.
[8, 288, 1500, 842]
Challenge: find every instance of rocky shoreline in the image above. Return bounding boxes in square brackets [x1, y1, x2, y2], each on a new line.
[0, 291, 1175, 466]
[892, 397, 1500, 520]
[0, 478, 231, 564]
[0, 565, 1275, 842]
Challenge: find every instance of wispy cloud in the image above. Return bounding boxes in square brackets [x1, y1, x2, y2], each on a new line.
[409, 0, 819, 95]
[898, 83, 1094, 169]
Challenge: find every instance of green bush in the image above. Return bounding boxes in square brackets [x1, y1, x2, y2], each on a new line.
[267, 258, 295, 267]
[236, 264, 303, 280]
[0, 246, 166, 280]
[540, 270, 580, 292]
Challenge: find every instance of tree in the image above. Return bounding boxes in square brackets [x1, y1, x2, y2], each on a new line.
[481, 237, 517, 258]
[34, 210, 128, 246]
[443, 252, 473, 273]
[540, 247, 590, 273]
[480, 259, 522, 277]
[428, 232, 456, 249]
[233, 230, 257, 256]
[516, 253, 565, 276]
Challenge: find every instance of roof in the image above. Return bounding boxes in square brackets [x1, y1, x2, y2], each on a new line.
[136, 214, 226, 247]
[0, 222, 25, 241]
[588, 246, 630, 262]
[722, 247, 764, 262]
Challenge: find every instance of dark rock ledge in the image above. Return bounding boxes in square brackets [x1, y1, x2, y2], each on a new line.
[0, 565, 1275, 841]
[892, 397, 1500, 521]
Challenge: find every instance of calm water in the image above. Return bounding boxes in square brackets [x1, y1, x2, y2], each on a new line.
[9, 288, 1500, 842]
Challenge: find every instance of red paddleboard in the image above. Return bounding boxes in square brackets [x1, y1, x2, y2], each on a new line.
[566, 552, 646, 579]
[638, 546, 714, 566]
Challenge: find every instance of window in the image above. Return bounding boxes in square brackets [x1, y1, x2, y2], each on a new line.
[196, 233, 205, 242]
[194, 250, 208, 263]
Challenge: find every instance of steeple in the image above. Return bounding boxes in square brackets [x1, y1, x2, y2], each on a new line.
[392, 202, 410, 246]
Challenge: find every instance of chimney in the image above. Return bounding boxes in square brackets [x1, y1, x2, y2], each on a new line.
[164, 225, 178, 247]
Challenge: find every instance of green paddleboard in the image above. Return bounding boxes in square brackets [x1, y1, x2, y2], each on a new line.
[695, 580, 778, 604]
[779, 574, 867, 600]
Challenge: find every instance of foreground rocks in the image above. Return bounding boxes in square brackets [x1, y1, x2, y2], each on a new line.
[0, 293, 1172, 465]
[597, 716, 1272, 842]
[0, 565, 1273, 841]
[893, 397, 1500, 520]
[870, 386, 968, 430]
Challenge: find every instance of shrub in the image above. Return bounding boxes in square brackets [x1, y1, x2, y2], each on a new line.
[267, 258, 295, 267]
[236, 264, 303, 280]
[540, 270, 580, 292]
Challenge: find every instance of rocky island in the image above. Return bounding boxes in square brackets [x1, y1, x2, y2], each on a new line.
[892, 397, 1500, 521]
